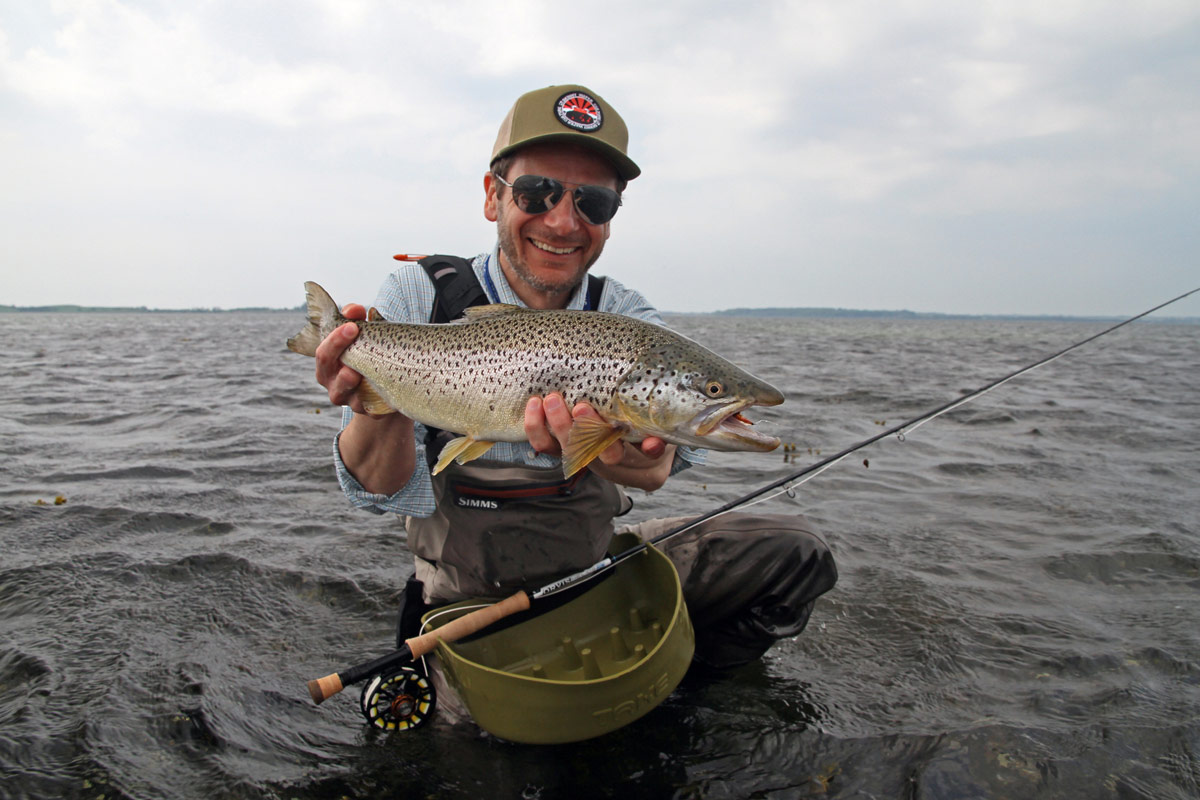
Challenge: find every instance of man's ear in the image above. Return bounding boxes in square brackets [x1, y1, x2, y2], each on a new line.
[483, 172, 498, 222]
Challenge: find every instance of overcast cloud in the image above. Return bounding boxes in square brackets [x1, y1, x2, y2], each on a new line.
[2, 0, 1197, 315]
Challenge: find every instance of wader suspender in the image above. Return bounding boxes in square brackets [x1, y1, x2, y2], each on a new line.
[416, 255, 606, 468]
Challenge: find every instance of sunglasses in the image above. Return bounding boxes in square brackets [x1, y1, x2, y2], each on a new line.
[494, 174, 622, 225]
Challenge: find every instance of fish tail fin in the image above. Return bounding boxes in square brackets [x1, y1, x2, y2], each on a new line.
[287, 281, 343, 356]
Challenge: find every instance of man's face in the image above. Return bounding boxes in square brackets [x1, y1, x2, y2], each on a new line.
[485, 142, 619, 309]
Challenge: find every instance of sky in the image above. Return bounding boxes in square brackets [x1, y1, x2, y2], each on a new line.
[1, 1, 1197, 316]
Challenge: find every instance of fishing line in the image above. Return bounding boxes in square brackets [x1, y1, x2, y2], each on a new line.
[535, 285, 1200, 599]
[308, 286, 1198, 700]
[730, 297, 1180, 515]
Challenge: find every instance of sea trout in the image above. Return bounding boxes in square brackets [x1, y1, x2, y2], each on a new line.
[287, 281, 784, 477]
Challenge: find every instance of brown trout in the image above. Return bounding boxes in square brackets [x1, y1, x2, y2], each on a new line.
[288, 281, 783, 477]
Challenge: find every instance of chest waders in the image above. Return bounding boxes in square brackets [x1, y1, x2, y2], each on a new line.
[408, 460, 630, 603]
[363, 256, 629, 731]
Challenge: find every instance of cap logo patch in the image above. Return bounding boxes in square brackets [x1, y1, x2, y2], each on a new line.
[555, 91, 603, 132]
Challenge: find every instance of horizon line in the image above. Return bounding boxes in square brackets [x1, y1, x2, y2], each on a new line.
[1, 303, 1197, 323]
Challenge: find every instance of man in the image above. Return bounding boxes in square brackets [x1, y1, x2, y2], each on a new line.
[314, 84, 836, 677]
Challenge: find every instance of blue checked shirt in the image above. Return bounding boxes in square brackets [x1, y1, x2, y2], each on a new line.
[334, 246, 705, 516]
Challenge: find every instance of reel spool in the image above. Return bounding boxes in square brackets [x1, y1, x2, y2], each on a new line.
[360, 667, 436, 731]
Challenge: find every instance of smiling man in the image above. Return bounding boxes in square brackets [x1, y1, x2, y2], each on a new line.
[488, 143, 618, 306]
[312, 85, 837, 696]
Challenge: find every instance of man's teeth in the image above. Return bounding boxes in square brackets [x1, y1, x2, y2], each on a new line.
[532, 239, 578, 255]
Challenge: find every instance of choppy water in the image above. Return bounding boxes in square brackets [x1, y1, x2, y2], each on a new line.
[1, 311, 1198, 800]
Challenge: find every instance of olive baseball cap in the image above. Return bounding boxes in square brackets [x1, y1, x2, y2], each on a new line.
[490, 84, 640, 180]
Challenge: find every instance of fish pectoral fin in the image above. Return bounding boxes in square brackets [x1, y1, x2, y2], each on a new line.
[356, 380, 396, 417]
[432, 436, 496, 475]
[460, 303, 522, 321]
[562, 416, 627, 478]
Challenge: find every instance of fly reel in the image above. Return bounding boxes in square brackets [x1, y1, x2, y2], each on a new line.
[360, 667, 436, 731]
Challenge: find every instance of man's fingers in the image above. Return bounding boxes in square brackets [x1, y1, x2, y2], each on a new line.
[525, 396, 649, 468]
[527, 394, 577, 455]
[316, 321, 363, 406]
[543, 394, 573, 442]
[524, 396, 558, 455]
[316, 322, 360, 367]
[330, 365, 364, 407]
[639, 436, 666, 459]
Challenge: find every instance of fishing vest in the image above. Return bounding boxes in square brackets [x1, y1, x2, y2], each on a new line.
[404, 256, 630, 604]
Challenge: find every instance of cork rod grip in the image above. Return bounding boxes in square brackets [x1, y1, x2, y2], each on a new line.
[404, 590, 532, 660]
[304, 590, 532, 706]
[307, 672, 344, 705]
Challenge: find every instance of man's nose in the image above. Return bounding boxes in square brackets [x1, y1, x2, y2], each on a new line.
[541, 190, 582, 232]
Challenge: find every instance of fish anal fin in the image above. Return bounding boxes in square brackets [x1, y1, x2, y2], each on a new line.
[432, 436, 496, 475]
[562, 416, 627, 478]
[460, 303, 522, 321]
[357, 380, 396, 416]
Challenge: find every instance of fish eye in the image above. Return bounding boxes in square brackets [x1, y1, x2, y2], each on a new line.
[704, 380, 725, 398]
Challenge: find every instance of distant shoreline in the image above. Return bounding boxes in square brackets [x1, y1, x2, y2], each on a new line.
[668, 307, 1200, 324]
[0, 304, 1195, 324]
[0, 305, 302, 314]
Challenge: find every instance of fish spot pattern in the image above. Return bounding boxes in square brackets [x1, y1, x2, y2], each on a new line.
[333, 306, 774, 445]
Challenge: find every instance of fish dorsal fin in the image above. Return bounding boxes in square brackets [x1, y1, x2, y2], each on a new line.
[460, 303, 523, 321]
[357, 379, 396, 416]
[367, 306, 384, 322]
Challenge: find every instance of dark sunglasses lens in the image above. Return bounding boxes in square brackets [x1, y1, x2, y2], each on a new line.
[510, 175, 563, 215]
[507, 175, 619, 223]
[574, 186, 621, 224]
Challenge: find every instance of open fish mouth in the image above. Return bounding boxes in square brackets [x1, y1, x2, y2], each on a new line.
[694, 399, 782, 451]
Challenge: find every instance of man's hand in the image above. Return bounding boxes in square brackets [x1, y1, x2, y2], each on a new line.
[525, 393, 673, 491]
[315, 303, 370, 413]
[318, 302, 419, 495]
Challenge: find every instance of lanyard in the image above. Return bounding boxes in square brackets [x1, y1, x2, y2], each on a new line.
[484, 255, 592, 311]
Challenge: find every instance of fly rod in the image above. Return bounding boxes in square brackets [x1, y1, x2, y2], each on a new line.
[307, 285, 1199, 704]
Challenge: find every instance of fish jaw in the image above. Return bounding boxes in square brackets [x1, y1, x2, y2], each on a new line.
[612, 362, 785, 453]
[689, 396, 782, 451]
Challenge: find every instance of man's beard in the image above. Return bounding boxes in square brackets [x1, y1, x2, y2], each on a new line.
[496, 203, 606, 298]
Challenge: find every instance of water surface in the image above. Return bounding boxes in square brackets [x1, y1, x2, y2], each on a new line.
[1, 312, 1197, 799]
